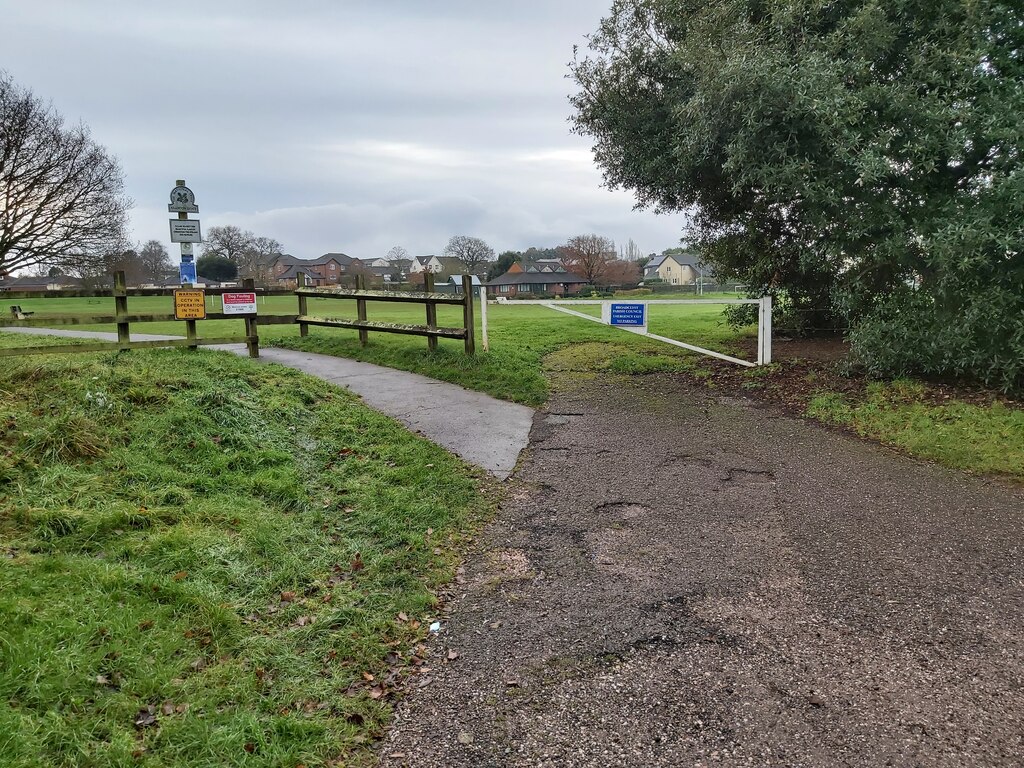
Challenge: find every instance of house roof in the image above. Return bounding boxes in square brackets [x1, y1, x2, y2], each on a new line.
[277, 264, 325, 280]
[655, 252, 712, 276]
[487, 270, 588, 287]
[448, 275, 482, 286]
[0, 275, 83, 289]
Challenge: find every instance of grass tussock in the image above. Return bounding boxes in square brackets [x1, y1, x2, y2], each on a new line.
[808, 380, 1024, 479]
[0, 340, 488, 767]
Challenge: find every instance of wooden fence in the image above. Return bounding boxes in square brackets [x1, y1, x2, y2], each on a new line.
[295, 271, 476, 355]
[0, 271, 478, 357]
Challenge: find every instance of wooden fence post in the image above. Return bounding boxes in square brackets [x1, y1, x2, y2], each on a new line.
[114, 270, 130, 350]
[297, 272, 309, 337]
[424, 271, 438, 353]
[355, 274, 369, 347]
[462, 274, 476, 356]
[243, 278, 259, 358]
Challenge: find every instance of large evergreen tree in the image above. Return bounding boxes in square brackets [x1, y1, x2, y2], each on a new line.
[571, 0, 1024, 390]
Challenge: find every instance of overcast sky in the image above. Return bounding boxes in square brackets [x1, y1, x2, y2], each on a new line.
[3, 1, 686, 262]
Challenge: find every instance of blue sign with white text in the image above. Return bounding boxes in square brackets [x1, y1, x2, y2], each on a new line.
[609, 302, 647, 327]
[179, 261, 197, 285]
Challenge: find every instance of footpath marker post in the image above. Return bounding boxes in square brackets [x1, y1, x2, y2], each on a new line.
[168, 180, 202, 287]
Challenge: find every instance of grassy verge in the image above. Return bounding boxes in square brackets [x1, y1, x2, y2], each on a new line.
[6, 294, 755, 407]
[0, 336, 488, 767]
[807, 380, 1024, 480]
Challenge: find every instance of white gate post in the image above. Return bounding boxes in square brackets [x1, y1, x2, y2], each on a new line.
[758, 296, 773, 365]
[480, 286, 489, 352]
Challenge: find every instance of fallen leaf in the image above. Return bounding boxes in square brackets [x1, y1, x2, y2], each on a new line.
[243, 743, 256, 754]
[362, 672, 375, 682]
[346, 712, 365, 726]
[95, 674, 110, 685]
[351, 552, 365, 572]
[369, 684, 385, 700]
[505, 679, 520, 687]
[161, 701, 175, 716]
[172, 571, 188, 581]
[447, 649, 459, 661]
[280, 591, 296, 603]
[137, 619, 154, 631]
[189, 658, 206, 672]
[457, 731, 473, 745]
[295, 616, 313, 627]
[397, 612, 409, 622]
[426, 528, 434, 536]
[133, 706, 157, 729]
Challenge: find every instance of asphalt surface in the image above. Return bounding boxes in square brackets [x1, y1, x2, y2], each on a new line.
[240, 348, 533, 479]
[380, 374, 1024, 767]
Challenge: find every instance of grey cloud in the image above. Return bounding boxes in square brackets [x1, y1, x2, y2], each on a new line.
[3, 0, 686, 261]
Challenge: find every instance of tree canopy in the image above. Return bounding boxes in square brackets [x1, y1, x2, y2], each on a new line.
[202, 225, 282, 278]
[0, 72, 131, 275]
[196, 254, 238, 282]
[570, 0, 1024, 391]
[444, 235, 495, 275]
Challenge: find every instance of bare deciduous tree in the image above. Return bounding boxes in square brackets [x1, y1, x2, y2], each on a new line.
[202, 225, 282, 278]
[138, 239, 174, 281]
[0, 72, 131, 275]
[386, 245, 409, 262]
[562, 234, 616, 284]
[443, 235, 495, 275]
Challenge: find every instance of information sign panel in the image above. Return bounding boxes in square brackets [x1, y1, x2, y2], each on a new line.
[222, 292, 258, 315]
[608, 302, 647, 328]
[174, 289, 206, 320]
[169, 219, 202, 243]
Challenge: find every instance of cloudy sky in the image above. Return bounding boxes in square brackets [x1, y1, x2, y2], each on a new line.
[3, 1, 687, 262]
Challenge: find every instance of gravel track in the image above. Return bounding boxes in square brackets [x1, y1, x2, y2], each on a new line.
[381, 374, 1024, 767]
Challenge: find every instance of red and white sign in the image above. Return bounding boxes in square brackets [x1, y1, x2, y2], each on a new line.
[222, 292, 258, 315]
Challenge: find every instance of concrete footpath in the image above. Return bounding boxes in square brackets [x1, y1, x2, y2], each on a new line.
[2, 328, 532, 479]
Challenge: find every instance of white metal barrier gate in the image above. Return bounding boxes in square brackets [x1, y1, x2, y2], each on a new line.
[479, 292, 772, 367]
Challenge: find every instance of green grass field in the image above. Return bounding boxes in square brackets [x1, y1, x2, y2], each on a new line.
[7, 293, 754, 406]
[0, 340, 489, 767]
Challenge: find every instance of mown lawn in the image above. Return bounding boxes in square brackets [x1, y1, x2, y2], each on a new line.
[5, 293, 755, 407]
[0, 336, 488, 767]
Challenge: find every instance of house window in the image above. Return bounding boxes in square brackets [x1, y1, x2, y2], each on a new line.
[329, 263, 336, 271]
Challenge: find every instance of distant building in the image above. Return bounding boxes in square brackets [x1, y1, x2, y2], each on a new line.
[486, 269, 588, 297]
[0, 274, 83, 292]
[264, 252, 365, 287]
[643, 253, 711, 285]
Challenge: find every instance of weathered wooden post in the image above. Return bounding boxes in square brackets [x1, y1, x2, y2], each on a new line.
[114, 270, 130, 350]
[243, 278, 259, 358]
[297, 272, 309, 338]
[462, 274, 476, 356]
[424, 271, 438, 353]
[355, 274, 369, 347]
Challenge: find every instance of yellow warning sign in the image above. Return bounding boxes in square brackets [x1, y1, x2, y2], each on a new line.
[174, 289, 207, 320]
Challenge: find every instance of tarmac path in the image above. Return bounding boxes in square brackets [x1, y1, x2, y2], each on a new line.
[1, 328, 532, 479]
[380, 373, 1024, 767]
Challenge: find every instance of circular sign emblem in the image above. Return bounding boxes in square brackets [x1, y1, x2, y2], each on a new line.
[170, 186, 196, 206]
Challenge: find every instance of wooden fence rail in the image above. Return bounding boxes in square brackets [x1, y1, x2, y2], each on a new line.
[0, 271, 479, 358]
[0, 272, 265, 358]
[295, 271, 476, 355]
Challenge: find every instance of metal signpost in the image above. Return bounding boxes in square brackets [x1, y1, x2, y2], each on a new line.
[169, 180, 201, 285]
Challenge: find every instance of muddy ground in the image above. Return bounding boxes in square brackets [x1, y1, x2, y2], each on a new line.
[380, 373, 1024, 767]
